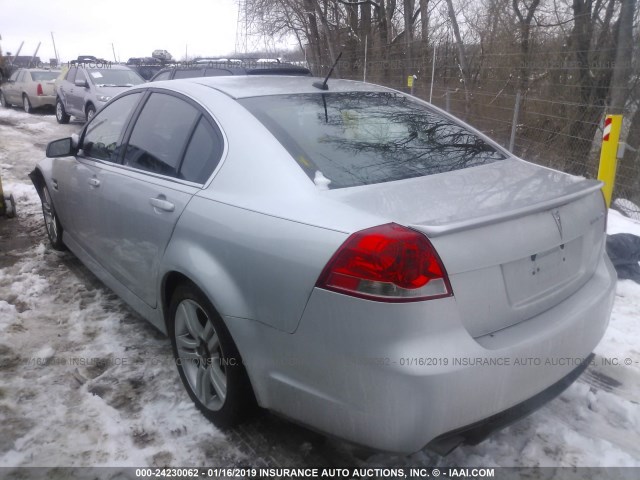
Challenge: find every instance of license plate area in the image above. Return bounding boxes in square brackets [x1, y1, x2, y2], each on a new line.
[502, 237, 583, 307]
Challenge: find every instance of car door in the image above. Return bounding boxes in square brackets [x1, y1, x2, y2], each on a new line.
[4, 70, 22, 103]
[57, 67, 78, 116]
[54, 92, 144, 257]
[15, 70, 28, 101]
[69, 68, 88, 115]
[86, 91, 217, 307]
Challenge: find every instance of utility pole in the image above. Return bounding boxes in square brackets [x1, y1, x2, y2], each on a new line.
[30, 42, 41, 67]
[51, 32, 59, 63]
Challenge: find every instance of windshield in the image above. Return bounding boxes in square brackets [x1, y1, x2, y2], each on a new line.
[30, 71, 59, 81]
[88, 68, 144, 87]
[240, 92, 507, 189]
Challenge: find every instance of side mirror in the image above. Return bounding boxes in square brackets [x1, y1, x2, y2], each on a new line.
[46, 138, 77, 158]
[75, 79, 89, 88]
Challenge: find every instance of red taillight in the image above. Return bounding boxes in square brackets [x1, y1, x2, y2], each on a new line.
[316, 223, 452, 302]
[36, 84, 44, 96]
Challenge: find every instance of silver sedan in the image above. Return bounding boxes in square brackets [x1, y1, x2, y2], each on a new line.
[30, 76, 616, 454]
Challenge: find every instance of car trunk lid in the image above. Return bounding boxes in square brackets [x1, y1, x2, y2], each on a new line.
[330, 159, 607, 337]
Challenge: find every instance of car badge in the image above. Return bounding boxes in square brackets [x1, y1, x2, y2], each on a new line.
[552, 210, 563, 239]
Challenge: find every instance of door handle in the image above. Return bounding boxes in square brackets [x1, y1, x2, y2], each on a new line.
[149, 197, 175, 212]
[88, 178, 100, 187]
[51, 179, 59, 190]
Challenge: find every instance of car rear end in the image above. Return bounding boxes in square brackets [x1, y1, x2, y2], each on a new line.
[281, 177, 615, 454]
[27, 70, 59, 108]
[230, 84, 616, 453]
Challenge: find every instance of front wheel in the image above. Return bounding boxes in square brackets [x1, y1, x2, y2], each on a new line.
[23, 95, 33, 113]
[86, 104, 96, 122]
[41, 185, 66, 250]
[168, 284, 256, 428]
[55, 98, 70, 124]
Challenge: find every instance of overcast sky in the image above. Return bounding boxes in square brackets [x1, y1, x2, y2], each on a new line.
[0, 0, 271, 63]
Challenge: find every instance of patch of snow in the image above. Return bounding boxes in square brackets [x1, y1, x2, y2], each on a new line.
[608, 209, 640, 236]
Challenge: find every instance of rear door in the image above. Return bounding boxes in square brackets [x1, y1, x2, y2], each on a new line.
[4, 70, 22, 103]
[88, 91, 224, 307]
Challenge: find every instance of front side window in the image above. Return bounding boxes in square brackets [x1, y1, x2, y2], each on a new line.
[124, 93, 199, 177]
[204, 68, 232, 77]
[65, 67, 77, 84]
[240, 92, 507, 189]
[82, 93, 142, 161]
[152, 71, 171, 81]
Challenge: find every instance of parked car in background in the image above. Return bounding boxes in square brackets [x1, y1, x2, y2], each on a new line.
[0, 68, 60, 112]
[152, 49, 173, 62]
[150, 59, 311, 81]
[126, 57, 164, 80]
[55, 61, 144, 123]
[30, 76, 615, 455]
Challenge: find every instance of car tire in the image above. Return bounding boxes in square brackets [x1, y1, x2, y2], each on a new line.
[55, 98, 70, 124]
[168, 284, 256, 428]
[0, 91, 9, 108]
[23, 94, 33, 114]
[86, 104, 96, 122]
[41, 185, 66, 251]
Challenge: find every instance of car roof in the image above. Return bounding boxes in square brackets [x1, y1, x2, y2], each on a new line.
[149, 62, 311, 81]
[178, 75, 390, 99]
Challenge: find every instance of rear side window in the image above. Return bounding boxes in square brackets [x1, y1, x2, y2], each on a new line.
[173, 69, 203, 79]
[240, 92, 507, 189]
[180, 118, 224, 183]
[83, 93, 142, 162]
[124, 93, 199, 177]
[204, 68, 233, 76]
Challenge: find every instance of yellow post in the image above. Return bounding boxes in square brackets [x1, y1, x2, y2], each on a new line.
[407, 75, 414, 88]
[597, 114, 623, 207]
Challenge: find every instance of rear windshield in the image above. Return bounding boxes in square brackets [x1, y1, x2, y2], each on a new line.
[31, 71, 59, 81]
[87, 68, 144, 87]
[240, 92, 507, 189]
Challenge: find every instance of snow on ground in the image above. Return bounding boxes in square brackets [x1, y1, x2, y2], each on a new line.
[0, 107, 639, 474]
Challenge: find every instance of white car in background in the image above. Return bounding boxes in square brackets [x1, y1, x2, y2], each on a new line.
[0, 68, 60, 113]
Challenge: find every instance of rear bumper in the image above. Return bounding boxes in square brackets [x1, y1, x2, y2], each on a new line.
[426, 352, 594, 455]
[229, 253, 616, 454]
[30, 95, 56, 108]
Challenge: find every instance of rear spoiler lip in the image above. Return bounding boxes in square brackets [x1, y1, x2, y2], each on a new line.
[410, 180, 604, 238]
